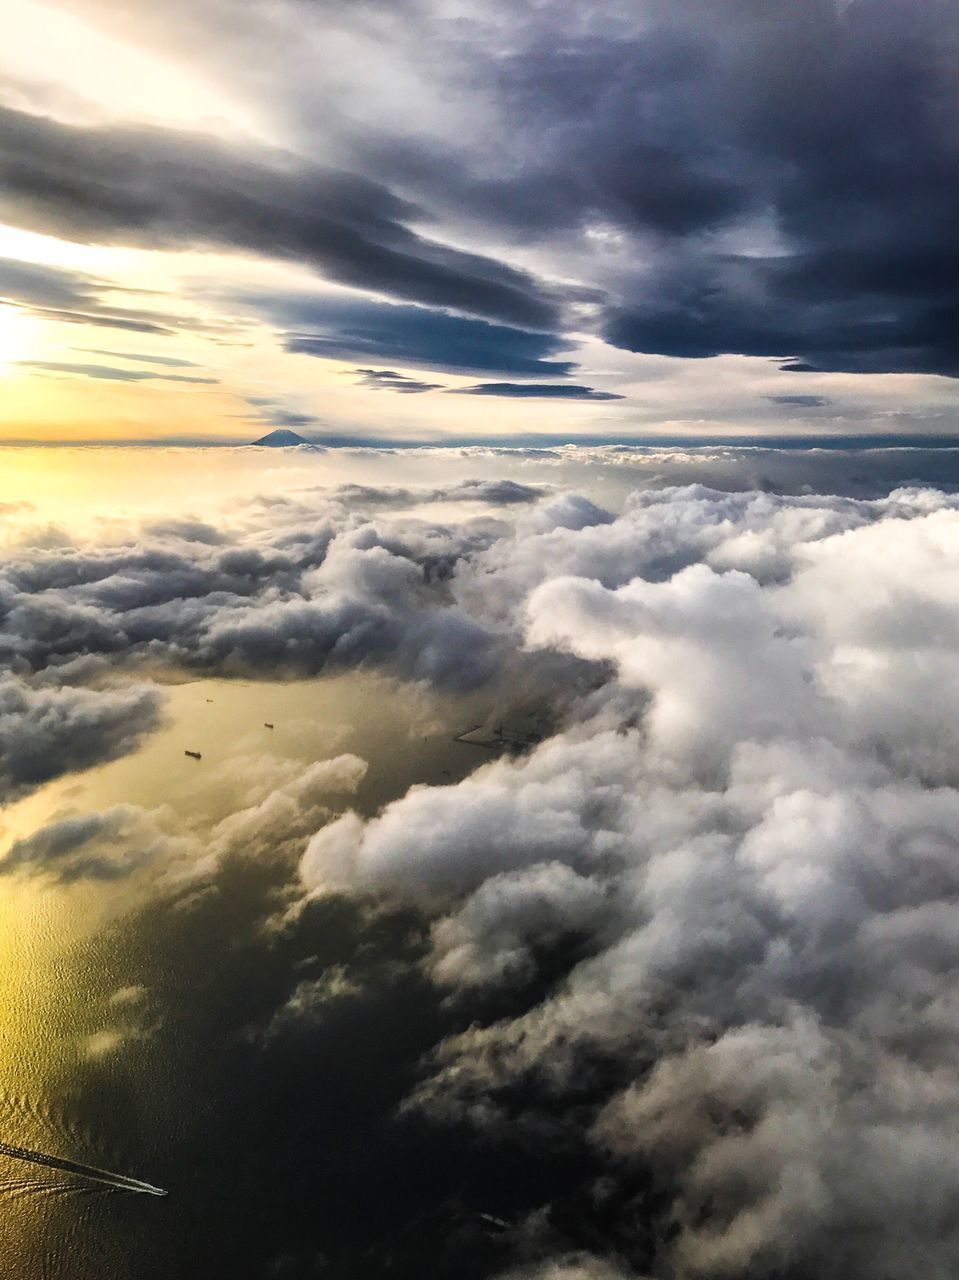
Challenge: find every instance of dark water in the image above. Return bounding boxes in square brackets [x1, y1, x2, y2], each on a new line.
[0, 672, 598, 1279]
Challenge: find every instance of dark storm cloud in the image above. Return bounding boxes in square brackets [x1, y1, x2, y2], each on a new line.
[12, 0, 958, 379]
[0, 105, 559, 330]
[507, 38, 746, 237]
[590, 0, 959, 375]
[603, 254, 959, 376]
[344, 14, 753, 242]
[17, 360, 218, 385]
[257, 296, 576, 376]
[325, 0, 959, 378]
[454, 384, 623, 401]
[355, 368, 445, 393]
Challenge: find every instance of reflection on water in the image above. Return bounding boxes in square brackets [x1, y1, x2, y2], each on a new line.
[0, 669, 506, 1278]
[0, 445, 572, 1278]
[5, 670, 494, 835]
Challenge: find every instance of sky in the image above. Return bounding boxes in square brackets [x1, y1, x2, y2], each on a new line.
[0, 0, 957, 443]
[4, 5, 959, 1277]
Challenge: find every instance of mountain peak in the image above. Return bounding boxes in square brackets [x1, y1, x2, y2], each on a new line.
[252, 428, 309, 447]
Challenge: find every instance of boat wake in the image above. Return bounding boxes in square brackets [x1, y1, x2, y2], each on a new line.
[0, 1140, 166, 1196]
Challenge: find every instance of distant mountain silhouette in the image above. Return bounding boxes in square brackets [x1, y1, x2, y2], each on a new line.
[252, 428, 309, 446]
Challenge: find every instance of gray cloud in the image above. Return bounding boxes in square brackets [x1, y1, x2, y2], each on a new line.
[245, 397, 326, 434]
[17, 360, 218, 385]
[0, 494, 510, 690]
[325, 478, 547, 508]
[0, 104, 560, 330]
[0, 805, 162, 882]
[258, 295, 577, 376]
[0, 256, 177, 335]
[297, 478, 959, 1279]
[8, 0, 958, 381]
[0, 678, 162, 802]
[496, 1261, 630, 1280]
[0, 749, 368, 889]
[453, 383, 624, 400]
[76, 348, 204, 368]
[355, 368, 445, 393]
[766, 394, 831, 408]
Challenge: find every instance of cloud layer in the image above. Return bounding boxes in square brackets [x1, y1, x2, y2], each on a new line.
[294, 479, 959, 1278]
[0, 104, 559, 331]
[0, 677, 160, 801]
[9, 448, 959, 1273]
[3, 0, 957, 432]
[9, 448, 959, 1269]
[7, 0, 958, 386]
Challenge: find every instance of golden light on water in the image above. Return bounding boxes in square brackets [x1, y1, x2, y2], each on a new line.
[0, 880, 67, 1090]
[0, 441, 554, 1275]
[0, 655, 497, 1267]
[0, 857, 110, 1271]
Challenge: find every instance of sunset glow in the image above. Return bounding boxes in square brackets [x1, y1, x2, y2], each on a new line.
[3, 5, 959, 1279]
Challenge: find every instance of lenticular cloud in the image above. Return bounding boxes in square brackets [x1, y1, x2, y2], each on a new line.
[301, 483, 959, 1279]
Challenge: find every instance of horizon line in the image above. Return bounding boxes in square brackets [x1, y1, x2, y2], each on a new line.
[3, 432, 959, 452]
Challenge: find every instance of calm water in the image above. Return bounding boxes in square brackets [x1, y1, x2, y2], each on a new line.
[0, 670, 519, 1278]
[0, 445, 581, 1278]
